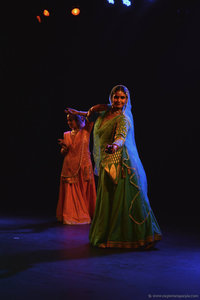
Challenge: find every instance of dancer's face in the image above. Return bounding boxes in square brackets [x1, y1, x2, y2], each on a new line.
[67, 115, 78, 130]
[111, 90, 127, 110]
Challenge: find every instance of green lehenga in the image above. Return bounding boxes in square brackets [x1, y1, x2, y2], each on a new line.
[89, 112, 162, 249]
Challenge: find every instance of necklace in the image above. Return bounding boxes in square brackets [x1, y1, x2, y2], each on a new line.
[109, 109, 122, 116]
[71, 129, 79, 136]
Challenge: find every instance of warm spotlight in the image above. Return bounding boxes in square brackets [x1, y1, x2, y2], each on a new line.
[71, 8, 80, 16]
[43, 9, 50, 17]
[36, 15, 42, 23]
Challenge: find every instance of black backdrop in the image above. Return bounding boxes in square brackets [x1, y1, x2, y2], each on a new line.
[2, 0, 200, 226]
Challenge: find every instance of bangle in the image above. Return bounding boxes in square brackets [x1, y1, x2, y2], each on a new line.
[112, 144, 119, 152]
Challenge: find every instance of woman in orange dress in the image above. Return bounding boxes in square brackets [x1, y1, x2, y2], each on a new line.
[56, 113, 96, 225]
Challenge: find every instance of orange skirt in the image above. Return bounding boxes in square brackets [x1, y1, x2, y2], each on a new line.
[56, 168, 96, 225]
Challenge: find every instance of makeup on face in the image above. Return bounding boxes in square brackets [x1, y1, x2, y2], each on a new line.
[67, 115, 78, 130]
[112, 91, 127, 109]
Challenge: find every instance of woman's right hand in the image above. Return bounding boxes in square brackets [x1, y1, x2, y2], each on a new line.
[58, 139, 68, 152]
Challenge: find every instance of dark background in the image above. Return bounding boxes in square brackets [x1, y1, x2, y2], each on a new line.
[1, 0, 199, 226]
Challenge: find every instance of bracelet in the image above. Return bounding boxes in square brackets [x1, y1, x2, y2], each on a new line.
[112, 144, 119, 152]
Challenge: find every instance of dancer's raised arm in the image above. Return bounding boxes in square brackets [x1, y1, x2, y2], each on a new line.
[64, 108, 87, 116]
[87, 104, 110, 118]
[65, 104, 110, 118]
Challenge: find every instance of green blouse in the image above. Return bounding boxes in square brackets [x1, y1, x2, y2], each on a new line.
[93, 112, 129, 184]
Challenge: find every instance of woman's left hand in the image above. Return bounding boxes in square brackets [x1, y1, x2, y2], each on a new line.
[65, 108, 88, 117]
[105, 144, 118, 154]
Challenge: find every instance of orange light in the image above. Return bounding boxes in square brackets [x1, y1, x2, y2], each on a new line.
[36, 15, 41, 23]
[43, 9, 50, 17]
[71, 8, 80, 16]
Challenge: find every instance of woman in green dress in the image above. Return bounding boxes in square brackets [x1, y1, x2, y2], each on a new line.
[87, 85, 162, 249]
[67, 84, 162, 249]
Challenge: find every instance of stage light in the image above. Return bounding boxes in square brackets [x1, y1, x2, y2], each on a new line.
[122, 0, 131, 6]
[43, 9, 50, 17]
[107, 0, 132, 6]
[71, 8, 80, 16]
[107, 0, 115, 4]
[36, 15, 42, 23]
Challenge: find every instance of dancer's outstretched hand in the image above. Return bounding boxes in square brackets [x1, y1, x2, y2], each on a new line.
[64, 108, 79, 115]
[105, 144, 118, 154]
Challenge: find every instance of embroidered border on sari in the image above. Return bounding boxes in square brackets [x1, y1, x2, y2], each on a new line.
[98, 234, 162, 249]
[122, 148, 152, 225]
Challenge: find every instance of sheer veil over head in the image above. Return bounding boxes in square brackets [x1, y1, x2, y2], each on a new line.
[109, 85, 149, 202]
[93, 84, 149, 203]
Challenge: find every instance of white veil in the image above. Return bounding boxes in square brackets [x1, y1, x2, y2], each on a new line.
[109, 85, 149, 204]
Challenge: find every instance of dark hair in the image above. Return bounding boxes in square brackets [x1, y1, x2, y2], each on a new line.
[67, 114, 85, 129]
[110, 85, 129, 100]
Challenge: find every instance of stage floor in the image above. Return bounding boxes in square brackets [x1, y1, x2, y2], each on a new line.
[0, 214, 199, 300]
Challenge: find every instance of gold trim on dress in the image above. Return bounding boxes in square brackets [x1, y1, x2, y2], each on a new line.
[104, 164, 110, 174]
[128, 191, 151, 225]
[103, 163, 122, 184]
[110, 164, 116, 181]
[122, 148, 151, 225]
[61, 175, 79, 184]
[98, 234, 162, 249]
